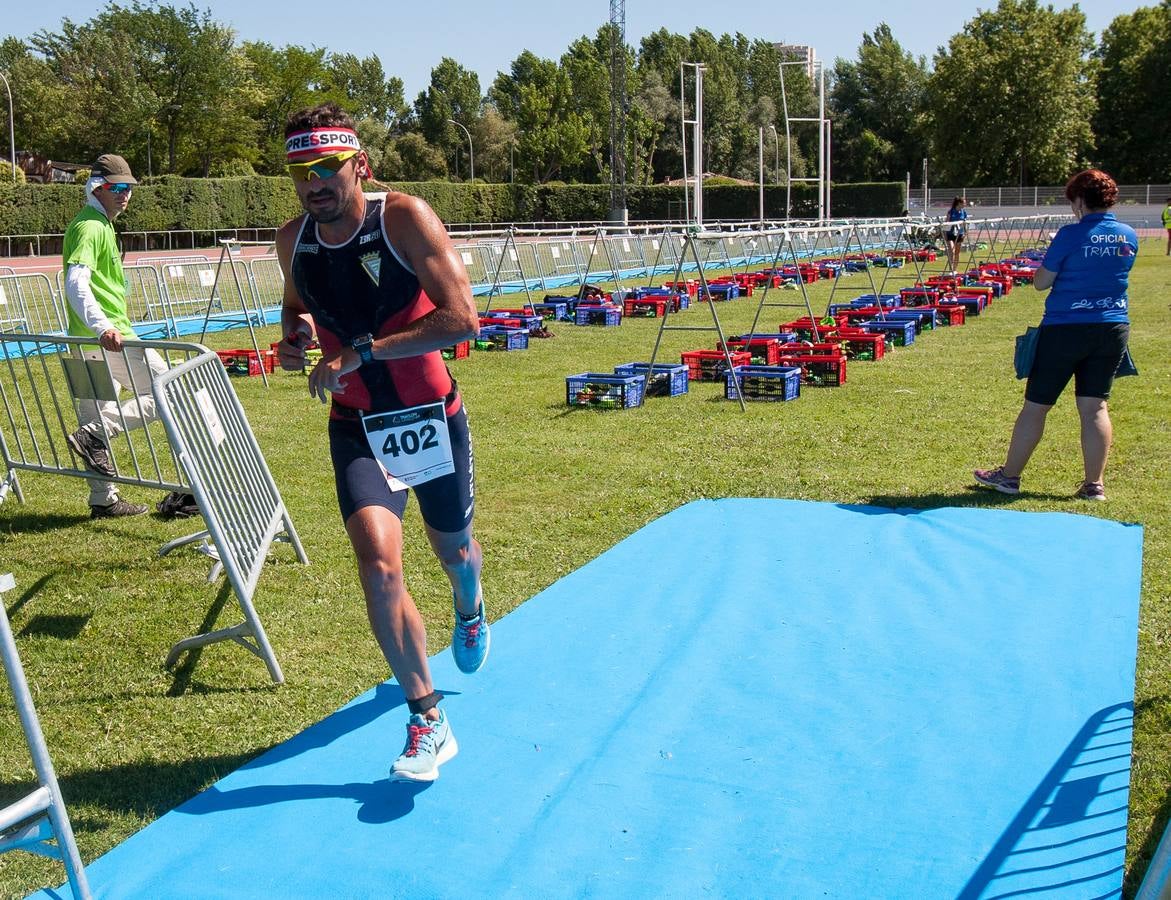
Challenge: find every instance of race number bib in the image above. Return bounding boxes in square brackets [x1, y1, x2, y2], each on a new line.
[361, 401, 454, 491]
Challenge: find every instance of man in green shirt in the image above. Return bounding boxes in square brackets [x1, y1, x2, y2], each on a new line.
[63, 153, 167, 517]
[1163, 197, 1170, 256]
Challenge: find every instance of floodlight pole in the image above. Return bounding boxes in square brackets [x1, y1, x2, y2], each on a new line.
[768, 124, 779, 184]
[448, 118, 473, 183]
[758, 127, 764, 224]
[0, 72, 14, 183]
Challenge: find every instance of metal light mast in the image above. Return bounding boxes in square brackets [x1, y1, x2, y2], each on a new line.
[607, 0, 628, 224]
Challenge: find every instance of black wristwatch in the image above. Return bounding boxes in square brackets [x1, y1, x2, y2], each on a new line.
[351, 333, 375, 365]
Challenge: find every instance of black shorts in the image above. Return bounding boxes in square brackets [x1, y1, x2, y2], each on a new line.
[1025, 323, 1129, 405]
[946, 228, 963, 242]
[328, 400, 475, 533]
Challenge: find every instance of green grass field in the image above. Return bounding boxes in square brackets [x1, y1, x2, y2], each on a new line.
[1, 245, 1169, 897]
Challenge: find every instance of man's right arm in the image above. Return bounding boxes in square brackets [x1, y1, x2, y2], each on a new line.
[64, 264, 122, 351]
[275, 220, 315, 371]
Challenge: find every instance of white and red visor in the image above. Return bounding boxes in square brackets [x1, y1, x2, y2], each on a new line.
[285, 128, 362, 161]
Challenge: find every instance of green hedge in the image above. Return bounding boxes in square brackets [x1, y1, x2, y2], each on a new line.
[0, 177, 905, 236]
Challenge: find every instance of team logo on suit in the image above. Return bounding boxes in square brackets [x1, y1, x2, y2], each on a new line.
[360, 251, 381, 286]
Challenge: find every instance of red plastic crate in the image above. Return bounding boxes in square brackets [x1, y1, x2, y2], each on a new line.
[216, 348, 275, 376]
[680, 349, 752, 381]
[929, 304, 967, 326]
[831, 328, 887, 361]
[441, 340, 470, 360]
[718, 338, 781, 366]
[662, 279, 698, 297]
[622, 297, 669, 318]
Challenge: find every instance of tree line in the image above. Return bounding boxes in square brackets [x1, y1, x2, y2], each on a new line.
[0, 0, 1167, 187]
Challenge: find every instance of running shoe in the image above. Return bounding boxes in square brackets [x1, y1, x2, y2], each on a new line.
[90, 498, 149, 518]
[67, 427, 115, 477]
[1075, 480, 1106, 501]
[452, 593, 490, 674]
[390, 709, 458, 783]
[973, 466, 1020, 495]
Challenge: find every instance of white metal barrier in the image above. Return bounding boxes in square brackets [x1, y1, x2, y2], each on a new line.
[0, 334, 202, 507]
[0, 573, 92, 900]
[154, 351, 307, 683]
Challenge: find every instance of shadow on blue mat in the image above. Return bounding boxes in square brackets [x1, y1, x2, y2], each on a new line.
[958, 702, 1133, 898]
[179, 776, 431, 825]
[241, 682, 414, 769]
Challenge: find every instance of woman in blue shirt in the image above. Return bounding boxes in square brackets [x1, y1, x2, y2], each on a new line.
[944, 197, 967, 273]
[974, 169, 1136, 501]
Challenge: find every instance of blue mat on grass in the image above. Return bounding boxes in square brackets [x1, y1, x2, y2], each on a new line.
[35, 499, 1143, 899]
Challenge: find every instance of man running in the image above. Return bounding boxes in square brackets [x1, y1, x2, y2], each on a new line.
[275, 103, 488, 783]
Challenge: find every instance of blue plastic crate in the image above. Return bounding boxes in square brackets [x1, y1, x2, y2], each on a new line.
[703, 283, 739, 301]
[532, 301, 570, 321]
[575, 305, 622, 326]
[476, 325, 529, 351]
[613, 362, 689, 397]
[883, 309, 937, 331]
[725, 365, 801, 402]
[853, 294, 902, 307]
[566, 372, 644, 409]
[733, 332, 799, 344]
[858, 319, 916, 346]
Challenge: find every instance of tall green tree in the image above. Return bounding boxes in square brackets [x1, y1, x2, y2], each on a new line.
[96, 3, 256, 175]
[324, 53, 407, 128]
[414, 57, 481, 177]
[924, 0, 1096, 186]
[490, 51, 590, 183]
[830, 24, 929, 183]
[1093, 2, 1171, 182]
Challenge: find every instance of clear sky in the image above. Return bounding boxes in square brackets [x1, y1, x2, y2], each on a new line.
[3, 1, 1146, 101]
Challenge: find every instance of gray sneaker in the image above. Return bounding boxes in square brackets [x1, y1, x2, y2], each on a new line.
[90, 498, 148, 518]
[67, 428, 115, 477]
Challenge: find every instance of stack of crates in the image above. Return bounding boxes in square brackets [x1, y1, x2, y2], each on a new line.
[899, 287, 942, 308]
[479, 312, 545, 335]
[574, 305, 622, 326]
[475, 325, 529, 351]
[566, 372, 644, 409]
[217, 349, 275, 377]
[680, 349, 752, 382]
[613, 362, 689, 397]
[725, 365, 801, 402]
[662, 279, 698, 297]
[776, 343, 847, 386]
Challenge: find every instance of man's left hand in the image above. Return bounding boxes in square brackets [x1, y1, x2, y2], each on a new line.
[307, 348, 360, 404]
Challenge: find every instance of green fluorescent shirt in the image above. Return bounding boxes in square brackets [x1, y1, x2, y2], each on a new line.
[1163, 206, 1171, 228]
[61, 205, 135, 338]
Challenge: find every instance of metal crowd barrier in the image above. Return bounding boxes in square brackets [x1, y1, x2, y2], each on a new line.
[0, 274, 67, 336]
[0, 572, 92, 900]
[153, 351, 308, 684]
[4, 215, 1072, 343]
[0, 334, 200, 506]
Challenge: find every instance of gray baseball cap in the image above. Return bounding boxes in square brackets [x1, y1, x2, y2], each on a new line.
[91, 153, 138, 185]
